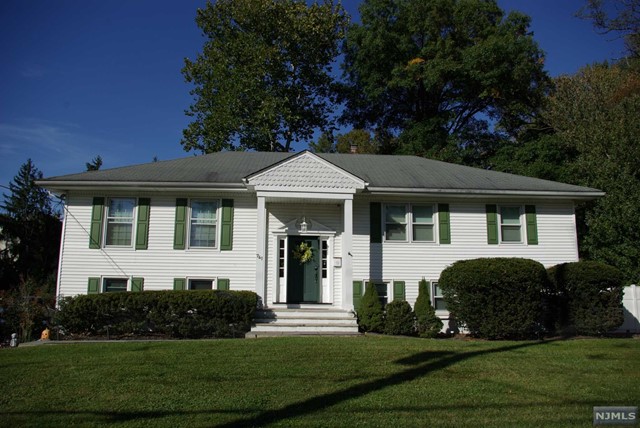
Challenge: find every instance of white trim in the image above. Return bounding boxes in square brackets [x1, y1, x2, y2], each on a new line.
[257, 191, 355, 200]
[187, 277, 216, 290]
[255, 196, 267, 306]
[102, 276, 130, 293]
[342, 198, 353, 310]
[103, 197, 137, 248]
[367, 187, 604, 200]
[187, 198, 220, 250]
[55, 208, 68, 304]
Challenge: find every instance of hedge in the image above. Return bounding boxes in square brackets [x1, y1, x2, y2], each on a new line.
[55, 290, 258, 339]
[547, 261, 625, 335]
[439, 258, 548, 339]
[383, 300, 415, 336]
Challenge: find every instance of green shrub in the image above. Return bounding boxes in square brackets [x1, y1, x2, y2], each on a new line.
[414, 279, 443, 338]
[439, 258, 548, 339]
[55, 290, 258, 339]
[357, 282, 384, 333]
[547, 261, 625, 335]
[383, 300, 415, 336]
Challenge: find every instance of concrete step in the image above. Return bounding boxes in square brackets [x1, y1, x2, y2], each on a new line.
[246, 306, 360, 337]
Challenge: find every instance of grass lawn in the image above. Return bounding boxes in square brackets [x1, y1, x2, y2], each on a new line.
[1, 336, 638, 427]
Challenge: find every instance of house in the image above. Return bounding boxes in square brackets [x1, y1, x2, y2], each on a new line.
[39, 151, 602, 334]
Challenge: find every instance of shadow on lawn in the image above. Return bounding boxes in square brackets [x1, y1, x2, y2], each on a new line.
[218, 340, 554, 427]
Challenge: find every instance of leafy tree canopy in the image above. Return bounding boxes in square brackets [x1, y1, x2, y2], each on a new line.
[341, 0, 550, 160]
[543, 62, 640, 282]
[182, 0, 348, 153]
[86, 155, 103, 171]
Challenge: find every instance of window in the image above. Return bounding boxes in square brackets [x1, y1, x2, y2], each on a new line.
[500, 206, 522, 243]
[190, 200, 218, 248]
[412, 205, 435, 242]
[278, 238, 286, 278]
[103, 278, 127, 293]
[189, 279, 213, 290]
[385, 204, 437, 242]
[367, 281, 389, 307]
[105, 198, 135, 246]
[432, 282, 447, 311]
[385, 205, 407, 241]
[321, 240, 328, 279]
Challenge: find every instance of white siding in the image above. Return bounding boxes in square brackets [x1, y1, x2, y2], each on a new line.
[353, 197, 580, 307]
[57, 192, 258, 297]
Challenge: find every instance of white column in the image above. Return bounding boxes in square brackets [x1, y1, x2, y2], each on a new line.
[255, 196, 267, 307]
[342, 197, 353, 309]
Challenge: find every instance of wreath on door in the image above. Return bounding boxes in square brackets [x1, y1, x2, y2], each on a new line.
[293, 242, 313, 264]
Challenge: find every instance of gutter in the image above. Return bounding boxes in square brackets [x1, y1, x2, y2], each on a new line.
[36, 180, 247, 193]
[365, 187, 605, 200]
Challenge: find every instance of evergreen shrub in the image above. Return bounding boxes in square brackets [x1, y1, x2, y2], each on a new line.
[357, 282, 384, 333]
[439, 258, 548, 339]
[55, 290, 257, 339]
[547, 261, 625, 335]
[414, 279, 443, 338]
[383, 300, 415, 336]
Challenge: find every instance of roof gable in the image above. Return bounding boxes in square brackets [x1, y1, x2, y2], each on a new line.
[245, 151, 366, 192]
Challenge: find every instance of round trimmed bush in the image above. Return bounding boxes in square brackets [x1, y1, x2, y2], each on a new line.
[383, 300, 415, 336]
[547, 261, 625, 335]
[439, 258, 548, 339]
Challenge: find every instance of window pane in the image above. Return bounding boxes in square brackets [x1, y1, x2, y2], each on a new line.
[413, 225, 434, 241]
[104, 278, 127, 293]
[190, 280, 213, 290]
[435, 298, 448, 311]
[385, 224, 406, 241]
[413, 205, 433, 223]
[374, 283, 388, 307]
[192, 201, 217, 221]
[385, 205, 406, 223]
[501, 207, 520, 225]
[106, 223, 132, 246]
[433, 284, 444, 297]
[190, 224, 216, 247]
[502, 225, 521, 242]
[108, 198, 135, 218]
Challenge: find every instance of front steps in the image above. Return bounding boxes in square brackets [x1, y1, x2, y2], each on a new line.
[246, 306, 360, 337]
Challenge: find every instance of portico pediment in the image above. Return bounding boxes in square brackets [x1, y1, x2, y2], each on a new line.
[244, 151, 366, 193]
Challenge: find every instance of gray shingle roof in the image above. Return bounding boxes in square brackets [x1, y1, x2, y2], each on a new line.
[40, 151, 601, 196]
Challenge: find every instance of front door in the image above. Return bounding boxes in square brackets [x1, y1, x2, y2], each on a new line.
[287, 236, 320, 303]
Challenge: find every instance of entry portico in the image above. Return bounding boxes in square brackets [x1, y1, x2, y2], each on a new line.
[244, 151, 367, 309]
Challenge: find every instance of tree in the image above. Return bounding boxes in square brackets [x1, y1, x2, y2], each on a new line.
[542, 62, 640, 283]
[182, 0, 348, 153]
[308, 132, 336, 153]
[0, 159, 61, 290]
[578, 0, 640, 58]
[341, 0, 550, 161]
[85, 155, 102, 171]
[414, 279, 443, 338]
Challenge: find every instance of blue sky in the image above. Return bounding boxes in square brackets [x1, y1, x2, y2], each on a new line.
[0, 0, 626, 188]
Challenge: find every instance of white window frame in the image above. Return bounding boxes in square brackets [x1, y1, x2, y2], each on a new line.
[411, 204, 436, 243]
[384, 204, 408, 242]
[103, 277, 129, 293]
[188, 278, 215, 290]
[431, 281, 447, 313]
[104, 197, 137, 248]
[499, 205, 523, 244]
[384, 203, 438, 243]
[188, 199, 220, 249]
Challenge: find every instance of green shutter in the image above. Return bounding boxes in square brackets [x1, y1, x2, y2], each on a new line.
[220, 199, 234, 251]
[89, 197, 105, 249]
[173, 278, 186, 291]
[131, 277, 144, 292]
[525, 205, 538, 245]
[353, 281, 364, 311]
[393, 281, 406, 301]
[438, 203, 451, 244]
[87, 277, 100, 294]
[135, 198, 150, 250]
[173, 198, 187, 250]
[370, 203, 382, 243]
[217, 278, 230, 290]
[486, 204, 498, 245]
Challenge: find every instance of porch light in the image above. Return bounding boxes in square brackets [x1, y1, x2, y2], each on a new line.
[300, 217, 308, 233]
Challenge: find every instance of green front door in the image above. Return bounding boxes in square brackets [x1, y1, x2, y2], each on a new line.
[287, 236, 320, 303]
